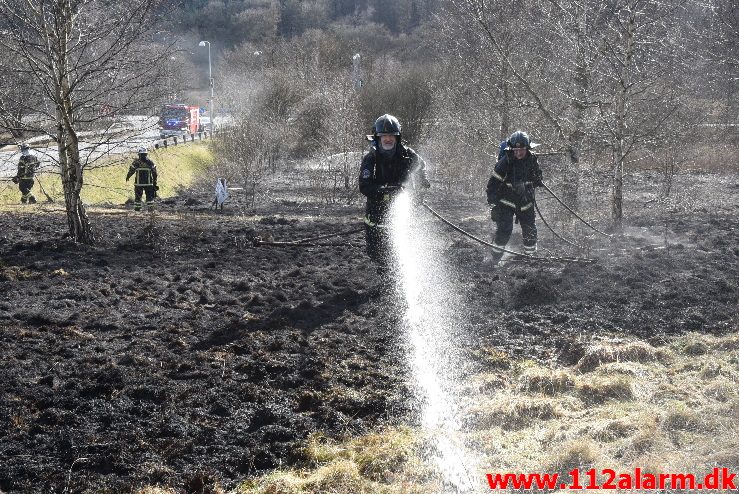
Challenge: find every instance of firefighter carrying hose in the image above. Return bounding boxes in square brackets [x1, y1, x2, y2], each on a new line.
[126, 147, 158, 211]
[486, 130, 544, 264]
[13, 143, 39, 204]
[358, 114, 430, 269]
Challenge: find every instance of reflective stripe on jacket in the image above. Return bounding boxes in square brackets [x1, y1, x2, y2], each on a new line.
[127, 157, 158, 186]
[17, 156, 39, 180]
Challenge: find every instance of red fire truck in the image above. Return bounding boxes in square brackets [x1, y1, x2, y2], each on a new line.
[158, 104, 202, 138]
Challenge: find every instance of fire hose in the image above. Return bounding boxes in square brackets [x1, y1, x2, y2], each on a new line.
[540, 182, 612, 238]
[420, 201, 596, 264]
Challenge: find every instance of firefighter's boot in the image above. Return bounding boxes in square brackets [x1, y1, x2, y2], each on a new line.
[490, 242, 506, 266]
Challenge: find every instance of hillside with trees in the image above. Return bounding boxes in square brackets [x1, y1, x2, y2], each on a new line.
[172, 0, 737, 222]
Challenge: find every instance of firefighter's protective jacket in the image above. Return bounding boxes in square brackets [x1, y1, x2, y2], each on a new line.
[126, 156, 158, 187]
[16, 155, 39, 180]
[486, 151, 543, 212]
[358, 142, 429, 226]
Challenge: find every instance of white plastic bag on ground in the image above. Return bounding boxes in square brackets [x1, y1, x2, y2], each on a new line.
[214, 178, 229, 208]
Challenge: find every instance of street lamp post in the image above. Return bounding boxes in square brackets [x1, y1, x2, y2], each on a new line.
[199, 40, 214, 131]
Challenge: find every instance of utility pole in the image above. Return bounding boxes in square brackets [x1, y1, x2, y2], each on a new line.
[199, 40, 214, 130]
[352, 53, 362, 90]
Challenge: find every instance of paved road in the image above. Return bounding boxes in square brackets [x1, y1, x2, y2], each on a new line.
[0, 116, 160, 177]
[1, 114, 231, 179]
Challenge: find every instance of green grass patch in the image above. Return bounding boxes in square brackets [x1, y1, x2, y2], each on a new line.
[0, 144, 213, 206]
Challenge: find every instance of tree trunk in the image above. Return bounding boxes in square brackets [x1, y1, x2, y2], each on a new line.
[54, 10, 95, 245]
[611, 8, 636, 230]
[57, 113, 95, 244]
[563, 5, 589, 209]
[611, 148, 624, 228]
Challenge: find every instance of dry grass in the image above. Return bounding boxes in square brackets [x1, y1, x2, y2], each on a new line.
[467, 372, 509, 394]
[237, 427, 440, 494]
[467, 394, 562, 431]
[661, 403, 704, 431]
[576, 375, 634, 404]
[590, 419, 637, 442]
[543, 440, 600, 479]
[0, 265, 36, 281]
[575, 341, 666, 372]
[517, 368, 575, 395]
[472, 346, 513, 370]
[461, 332, 739, 484]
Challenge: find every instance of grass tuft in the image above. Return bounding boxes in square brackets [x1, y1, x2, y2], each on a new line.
[302, 460, 364, 492]
[543, 440, 600, 479]
[517, 368, 575, 396]
[661, 403, 703, 432]
[701, 378, 738, 402]
[351, 429, 418, 481]
[627, 421, 659, 455]
[590, 419, 637, 442]
[473, 347, 513, 370]
[576, 341, 663, 372]
[469, 395, 561, 430]
[679, 337, 710, 356]
[576, 375, 634, 405]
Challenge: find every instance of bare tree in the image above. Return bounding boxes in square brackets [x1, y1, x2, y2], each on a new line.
[439, 0, 698, 229]
[704, 0, 739, 126]
[591, 0, 687, 226]
[0, 0, 174, 243]
[443, 0, 609, 205]
[441, 0, 523, 143]
[0, 51, 42, 140]
[213, 120, 277, 208]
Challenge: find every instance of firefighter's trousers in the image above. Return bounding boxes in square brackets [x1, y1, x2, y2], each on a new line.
[134, 185, 156, 211]
[19, 179, 36, 204]
[492, 204, 537, 258]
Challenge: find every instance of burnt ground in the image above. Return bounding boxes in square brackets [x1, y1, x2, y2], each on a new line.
[0, 170, 737, 493]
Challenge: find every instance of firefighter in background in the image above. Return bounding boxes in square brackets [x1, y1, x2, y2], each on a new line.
[126, 147, 158, 211]
[12, 143, 39, 204]
[358, 114, 431, 268]
[486, 130, 544, 264]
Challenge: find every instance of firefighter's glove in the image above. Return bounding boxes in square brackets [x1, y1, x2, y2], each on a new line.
[378, 185, 402, 194]
[533, 177, 544, 187]
[378, 185, 402, 202]
[154, 185, 159, 191]
[12, 177, 19, 184]
[489, 204, 499, 222]
[420, 178, 431, 189]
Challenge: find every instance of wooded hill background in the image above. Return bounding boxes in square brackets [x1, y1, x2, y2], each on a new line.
[175, 0, 737, 200]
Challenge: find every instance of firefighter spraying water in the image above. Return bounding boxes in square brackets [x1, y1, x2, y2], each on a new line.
[358, 114, 431, 272]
